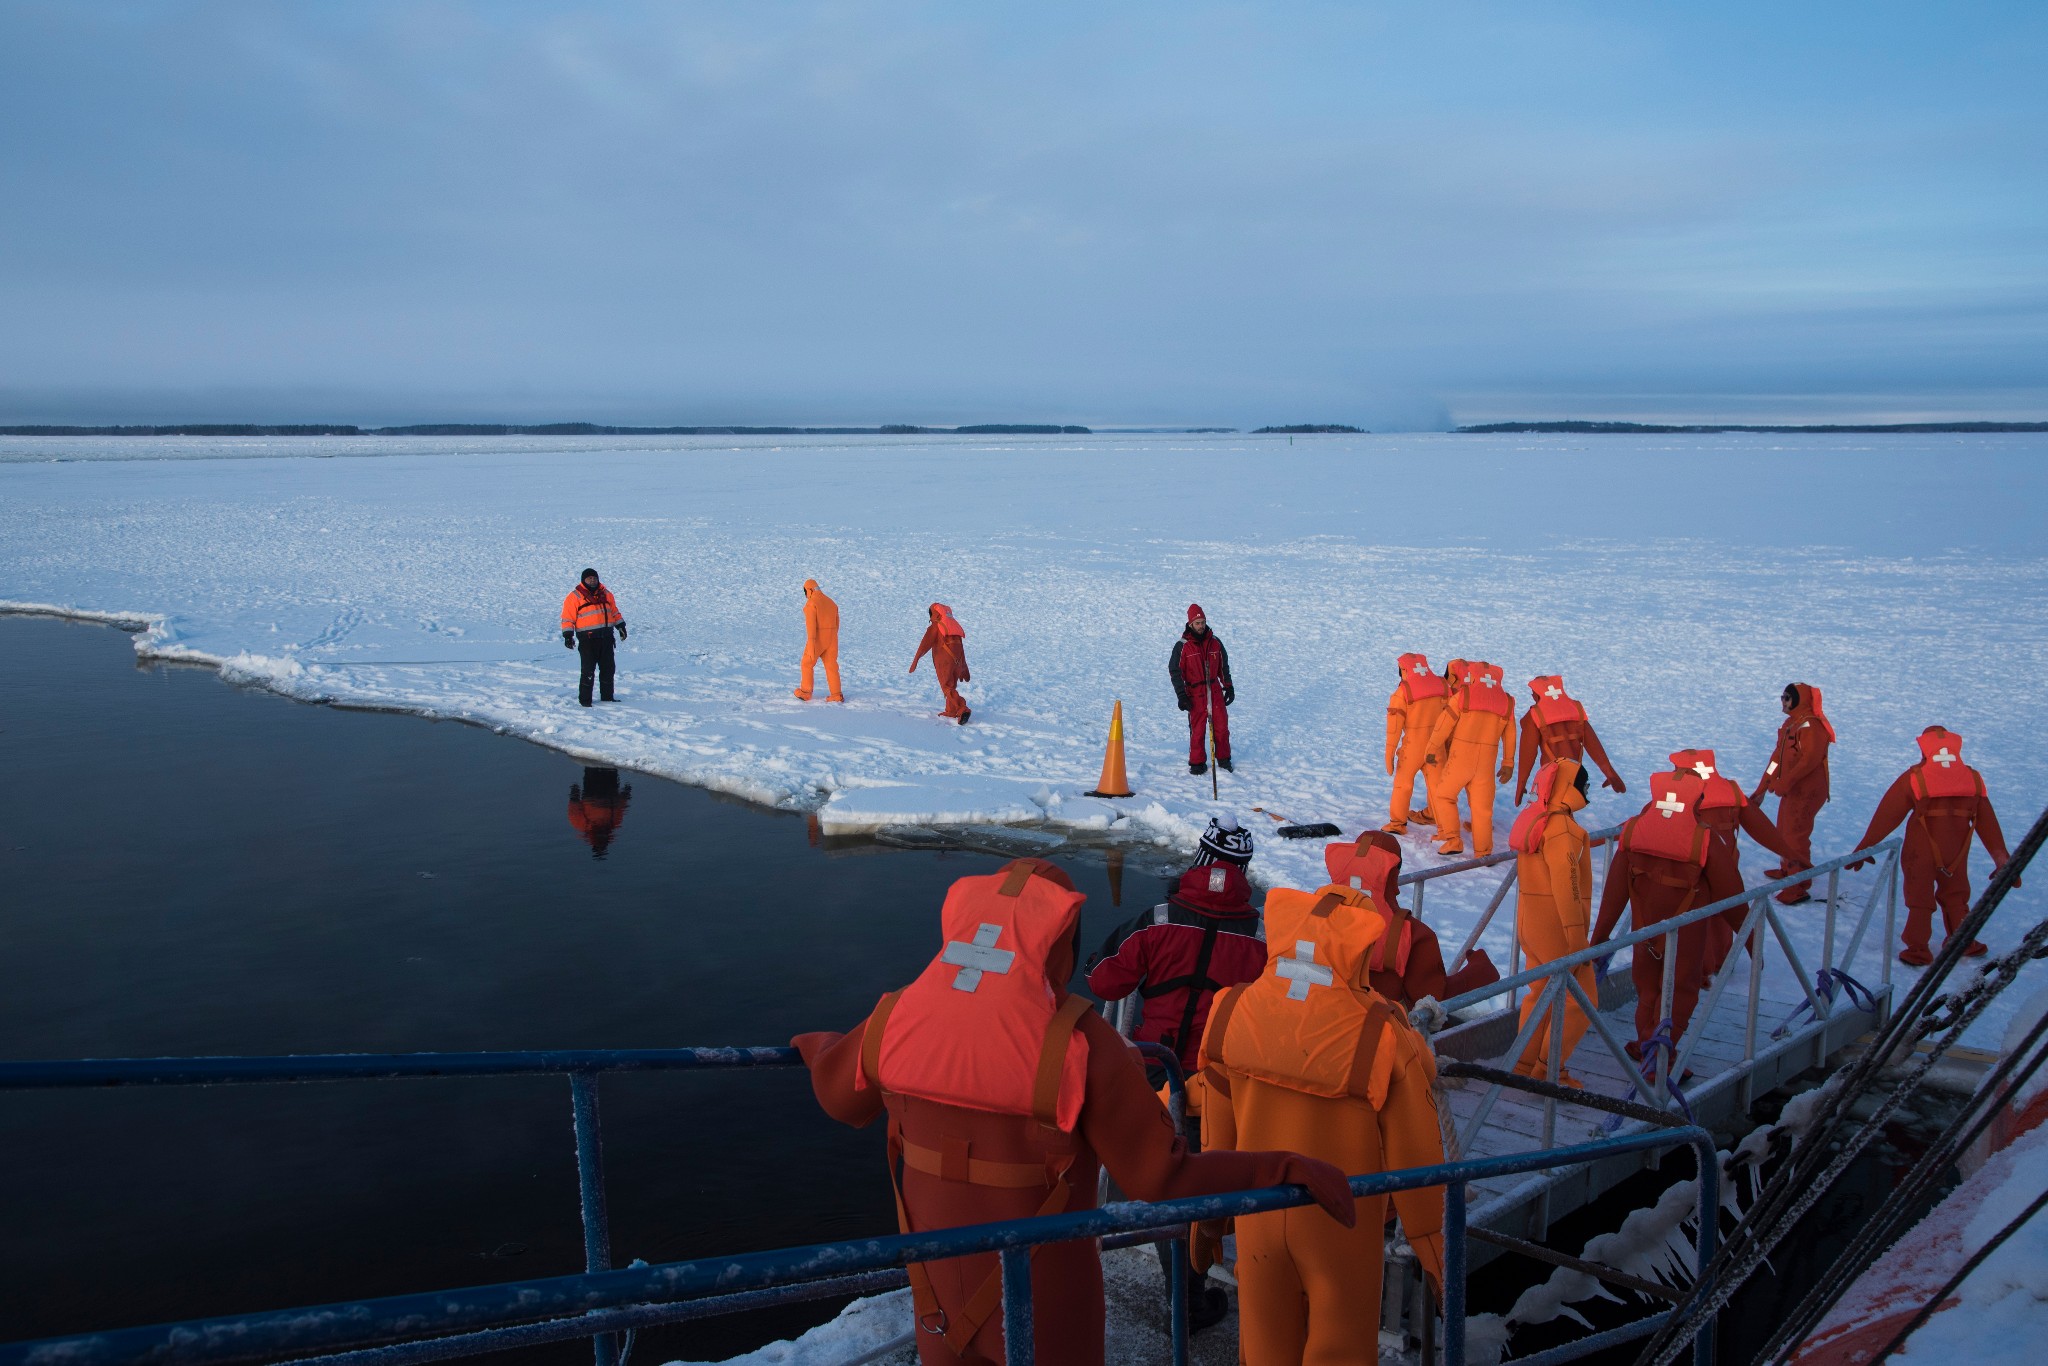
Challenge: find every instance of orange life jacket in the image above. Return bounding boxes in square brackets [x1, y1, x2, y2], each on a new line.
[928, 603, 965, 639]
[1528, 675, 1586, 728]
[1509, 762, 1566, 854]
[1203, 885, 1413, 1104]
[1670, 748, 1745, 811]
[861, 859, 1089, 1131]
[1322, 839, 1415, 975]
[1397, 653, 1448, 702]
[1622, 771, 1710, 868]
[1910, 728, 1983, 802]
[1460, 661, 1512, 717]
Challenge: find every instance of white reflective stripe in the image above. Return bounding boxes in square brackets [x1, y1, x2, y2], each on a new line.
[941, 923, 1016, 992]
[1348, 875, 1363, 889]
[1151, 904, 1171, 926]
[1208, 866, 1229, 893]
[1275, 939, 1334, 1001]
[1767, 760, 1779, 775]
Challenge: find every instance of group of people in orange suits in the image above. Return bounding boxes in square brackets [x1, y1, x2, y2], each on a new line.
[790, 579, 975, 723]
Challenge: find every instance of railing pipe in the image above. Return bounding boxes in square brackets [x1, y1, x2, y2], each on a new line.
[0, 1046, 805, 1090]
[568, 1073, 618, 1366]
[1658, 929, 1678, 1101]
[1446, 863, 1518, 976]
[1000, 1247, 1034, 1366]
[1444, 1179, 1468, 1366]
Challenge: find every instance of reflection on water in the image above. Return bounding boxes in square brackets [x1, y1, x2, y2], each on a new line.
[568, 767, 632, 858]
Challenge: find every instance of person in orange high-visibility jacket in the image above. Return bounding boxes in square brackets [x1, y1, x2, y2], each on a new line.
[1199, 881, 1447, 1366]
[1515, 675, 1626, 804]
[1384, 653, 1449, 833]
[792, 859, 1355, 1366]
[1848, 727, 2013, 966]
[1752, 683, 1835, 904]
[1669, 748, 1794, 977]
[1425, 661, 1517, 856]
[559, 567, 627, 707]
[1592, 769, 1744, 1065]
[909, 603, 971, 723]
[794, 579, 843, 702]
[1506, 759, 1595, 1084]
[1323, 832, 1449, 1006]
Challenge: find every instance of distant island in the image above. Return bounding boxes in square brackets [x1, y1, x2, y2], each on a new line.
[1253, 424, 1366, 434]
[0, 422, 1094, 437]
[1458, 420, 2048, 434]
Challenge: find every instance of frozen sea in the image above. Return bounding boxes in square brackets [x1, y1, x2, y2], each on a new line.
[4, 429, 2046, 1045]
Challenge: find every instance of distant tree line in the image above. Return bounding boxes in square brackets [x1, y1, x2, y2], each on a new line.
[1458, 420, 2048, 434]
[1253, 424, 1366, 434]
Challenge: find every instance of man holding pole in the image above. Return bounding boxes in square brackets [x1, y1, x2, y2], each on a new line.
[1170, 604, 1235, 777]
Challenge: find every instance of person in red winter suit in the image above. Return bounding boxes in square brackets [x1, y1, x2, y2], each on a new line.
[909, 603, 971, 723]
[1751, 683, 1834, 904]
[1170, 605, 1235, 775]
[1849, 727, 2013, 966]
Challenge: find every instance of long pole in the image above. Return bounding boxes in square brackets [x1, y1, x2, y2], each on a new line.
[1208, 685, 1218, 801]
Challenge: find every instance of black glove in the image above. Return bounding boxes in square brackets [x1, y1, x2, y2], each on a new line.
[1223, 686, 1236, 706]
[563, 631, 575, 649]
[1178, 698, 1190, 712]
[616, 623, 628, 641]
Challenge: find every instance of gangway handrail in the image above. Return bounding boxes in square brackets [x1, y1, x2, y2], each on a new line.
[0, 1116, 1719, 1366]
[0, 1045, 804, 1089]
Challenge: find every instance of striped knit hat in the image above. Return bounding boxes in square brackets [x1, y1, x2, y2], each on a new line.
[1193, 812, 1254, 868]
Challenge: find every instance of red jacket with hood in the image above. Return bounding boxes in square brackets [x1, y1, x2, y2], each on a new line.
[1086, 863, 1265, 1071]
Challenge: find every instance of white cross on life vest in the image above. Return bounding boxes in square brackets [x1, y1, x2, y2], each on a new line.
[941, 923, 1016, 992]
[1932, 747, 1959, 768]
[1477, 674, 1498, 689]
[1544, 685, 1563, 700]
[1655, 791, 1686, 819]
[1691, 760, 1715, 779]
[1275, 940, 1335, 1001]
[1411, 661, 1429, 676]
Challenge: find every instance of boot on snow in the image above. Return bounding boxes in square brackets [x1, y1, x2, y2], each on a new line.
[1216, 757, 1234, 773]
[1189, 761, 1209, 776]
[1187, 1278, 1230, 1333]
[957, 708, 972, 725]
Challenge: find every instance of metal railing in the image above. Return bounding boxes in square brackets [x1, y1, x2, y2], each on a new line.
[1415, 838, 1904, 1152]
[0, 1037, 1721, 1366]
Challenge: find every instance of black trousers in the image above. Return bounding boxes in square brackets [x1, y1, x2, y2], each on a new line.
[576, 630, 616, 705]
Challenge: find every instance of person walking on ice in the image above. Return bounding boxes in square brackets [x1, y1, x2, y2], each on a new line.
[909, 602, 971, 723]
[1751, 682, 1834, 905]
[1384, 652, 1449, 833]
[1425, 660, 1516, 856]
[1170, 604, 1235, 775]
[560, 567, 626, 707]
[794, 578, 843, 702]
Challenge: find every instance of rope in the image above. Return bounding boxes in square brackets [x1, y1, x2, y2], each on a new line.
[1599, 1024, 1693, 1133]
[1771, 967, 1880, 1040]
[1629, 801, 2048, 1366]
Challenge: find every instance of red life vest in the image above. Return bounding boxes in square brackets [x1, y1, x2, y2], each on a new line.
[1508, 762, 1564, 855]
[1622, 771, 1710, 867]
[1910, 728, 1982, 802]
[1397, 653, 1447, 701]
[1323, 839, 1412, 975]
[928, 603, 965, 638]
[1670, 748, 1745, 811]
[1527, 675, 1585, 728]
[1460, 661, 1512, 717]
[864, 859, 1090, 1131]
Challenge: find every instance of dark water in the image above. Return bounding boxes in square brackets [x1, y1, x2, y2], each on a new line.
[0, 616, 1157, 1359]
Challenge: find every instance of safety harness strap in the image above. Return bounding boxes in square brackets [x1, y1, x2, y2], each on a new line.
[1032, 994, 1092, 1130]
[858, 990, 902, 1093]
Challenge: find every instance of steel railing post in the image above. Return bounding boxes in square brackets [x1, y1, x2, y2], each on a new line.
[1444, 1180, 1468, 1366]
[1883, 850, 1899, 987]
[1691, 1137, 1720, 1366]
[570, 1072, 618, 1366]
[1001, 1247, 1034, 1366]
[1822, 867, 1841, 1016]
[1658, 929, 1678, 1103]
[1543, 990, 1565, 1148]
[1169, 1235, 1190, 1366]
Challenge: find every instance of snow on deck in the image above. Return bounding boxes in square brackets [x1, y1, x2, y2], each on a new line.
[5, 431, 2047, 1043]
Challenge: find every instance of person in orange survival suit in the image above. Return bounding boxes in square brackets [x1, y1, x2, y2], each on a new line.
[794, 579, 844, 702]
[1751, 683, 1835, 905]
[566, 766, 633, 858]
[909, 603, 971, 724]
[1515, 676, 1627, 804]
[1592, 768, 1743, 1070]
[792, 859, 1356, 1366]
[1385, 653, 1450, 833]
[1323, 832, 1453, 1006]
[1198, 883, 1448, 1365]
[1669, 748, 1794, 977]
[1505, 759, 1596, 1084]
[1847, 727, 2014, 966]
[1425, 660, 1517, 856]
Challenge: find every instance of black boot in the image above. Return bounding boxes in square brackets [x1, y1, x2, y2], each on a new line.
[1216, 757, 1234, 772]
[1189, 761, 1208, 775]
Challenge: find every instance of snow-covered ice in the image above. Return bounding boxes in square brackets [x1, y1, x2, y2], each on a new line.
[5, 431, 2046, 1042]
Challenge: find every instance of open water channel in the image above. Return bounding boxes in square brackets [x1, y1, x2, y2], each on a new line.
[0, 615, 1167, 1361]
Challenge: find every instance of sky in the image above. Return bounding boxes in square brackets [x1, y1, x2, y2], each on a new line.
[1, 0, 2044, 430]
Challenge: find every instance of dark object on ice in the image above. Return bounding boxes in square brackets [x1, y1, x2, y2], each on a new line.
[1190, 761, 1208, 775]
[1253, 424, 1365, 434]
[1276, 821, 1341, 840]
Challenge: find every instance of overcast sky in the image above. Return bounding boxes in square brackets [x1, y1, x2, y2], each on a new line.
[2, 1, 2043, 428]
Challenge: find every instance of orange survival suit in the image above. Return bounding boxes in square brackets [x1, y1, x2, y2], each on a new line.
[1385, 653, 1450, 833]
[1515, 676, 1626, 803]
[1670, 748, 1794, 977]
[792, 859, 1354, 1366]
[1850, 728, 2012, 964]
[1426, 661, 1517, 856]
[1593, 770, 1743, 1061]
[795, 579, 843, 702]
[1507, 760, 1595, 1083]
[910, 603, 971, 723]
[1200, 884, 1447, 1366]
[1323, 832, 1450, 1006]
[1753, 683, 1835, 904]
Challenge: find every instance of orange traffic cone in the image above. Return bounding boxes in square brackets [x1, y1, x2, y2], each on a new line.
[1087, 700, 1134, 797]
